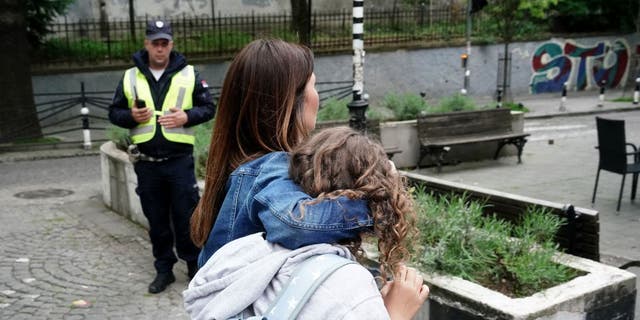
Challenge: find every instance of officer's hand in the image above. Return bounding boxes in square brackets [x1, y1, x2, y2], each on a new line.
[158, 107, 188, 128]
[131, 107, 152, 123]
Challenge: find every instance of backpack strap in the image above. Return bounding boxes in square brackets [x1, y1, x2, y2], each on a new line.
[263, 253, 355, 320]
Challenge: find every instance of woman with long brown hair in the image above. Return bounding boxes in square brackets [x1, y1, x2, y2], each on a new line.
[191, 39, 372, 267]
[184, 127, 428, 319]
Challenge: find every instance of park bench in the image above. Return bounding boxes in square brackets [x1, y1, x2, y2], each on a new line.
[314, 119, 402, 159]
[417, 108, 530, 171]
[402, 171, 600, 262]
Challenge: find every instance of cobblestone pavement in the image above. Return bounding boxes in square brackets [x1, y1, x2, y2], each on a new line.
[0, 156, 189, 319]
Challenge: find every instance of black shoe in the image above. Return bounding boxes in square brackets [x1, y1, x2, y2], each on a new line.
[187, 261, 198, 279]
[148, 272, 175, 294]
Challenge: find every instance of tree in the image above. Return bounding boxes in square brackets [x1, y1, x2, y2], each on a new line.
[0, 0, 41, 142]
[291, 0, 311, 46]
[551, 0, 638, 33]
[0, 0, 72, 142]
[484, 0, 557, 101]
[25, 0, 74, 48]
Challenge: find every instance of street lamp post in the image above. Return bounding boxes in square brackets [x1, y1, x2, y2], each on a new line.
[347, 0, 368, 134]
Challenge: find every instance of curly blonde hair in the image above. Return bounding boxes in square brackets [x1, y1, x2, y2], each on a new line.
[289, 126, 416, 281]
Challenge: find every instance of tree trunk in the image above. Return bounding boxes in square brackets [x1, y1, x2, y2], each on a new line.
[291, 0, 310, 46]
[0, 0, 42, 142]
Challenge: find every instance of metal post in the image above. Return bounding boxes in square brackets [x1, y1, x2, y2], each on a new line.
[347, 0, 368, 134]
[559, 82, 568, 112]
[597, 80, 606, 108]
[80, 82, 91, 150]
[634, 78, 639, 105]
[496, 89, 502, 108]
[462, 0, 472, 95]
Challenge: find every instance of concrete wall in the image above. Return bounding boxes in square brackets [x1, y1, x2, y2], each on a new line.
[33, 34, 640, 121]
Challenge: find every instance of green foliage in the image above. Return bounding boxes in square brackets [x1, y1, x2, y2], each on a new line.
[429, 93, 479, 113]
[502, 102, 529, 113]
[41, 38, 133, 62]
[25, 0, 74, 48]
[106, 125, 130, 150]
[317, 97, 350, 121]
[382, 92, 431, 121]
[551, 0, 638, 33]
[484, 0, 557, 42]
[193, 120, 214, 179]
[612, 97, 634, 103]
[11, 136, 60, 144]
[412, 187, 580, 297]
[106, 121, 213, 179]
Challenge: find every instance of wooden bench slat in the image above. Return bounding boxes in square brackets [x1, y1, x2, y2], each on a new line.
[421, 133, 530, 147]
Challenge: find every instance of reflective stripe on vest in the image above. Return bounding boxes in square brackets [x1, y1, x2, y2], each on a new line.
[123, 65, 196, 144]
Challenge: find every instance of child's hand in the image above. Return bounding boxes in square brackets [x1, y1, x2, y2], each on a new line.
[380, 264, 429, 320]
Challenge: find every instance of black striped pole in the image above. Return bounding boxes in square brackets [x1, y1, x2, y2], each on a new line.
[597, 80, 605, 108]
[347, 0, 368, 133]
[634, 78, 639, 105]
[496, 89, 502, 108]
[559, 82, 567, 112]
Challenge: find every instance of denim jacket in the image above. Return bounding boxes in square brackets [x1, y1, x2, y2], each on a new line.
[198, 152, 373, 267]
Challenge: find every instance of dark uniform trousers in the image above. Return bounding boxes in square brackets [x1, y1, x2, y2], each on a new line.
[134, 154, 200, 273]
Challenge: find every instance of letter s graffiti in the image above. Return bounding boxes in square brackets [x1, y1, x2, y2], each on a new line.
[530, 42, 571, 94]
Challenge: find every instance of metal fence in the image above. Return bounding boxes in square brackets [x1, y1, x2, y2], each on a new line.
[34, 6, 487, 69]
[1, 79, 354, 148]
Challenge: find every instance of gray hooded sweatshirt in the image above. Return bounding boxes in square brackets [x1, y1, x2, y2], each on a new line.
[183, 233, 390, 320]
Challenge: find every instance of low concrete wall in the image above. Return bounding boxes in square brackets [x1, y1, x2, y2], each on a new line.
[381, 111, 525, 169]
[100, 142, 147, 229]
[415, 252, 636, 320]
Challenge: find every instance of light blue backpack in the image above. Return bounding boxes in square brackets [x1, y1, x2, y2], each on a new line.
[231, 254, 355, 320]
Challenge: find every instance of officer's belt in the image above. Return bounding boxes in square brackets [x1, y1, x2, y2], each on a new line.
[138, 153, 171, 162]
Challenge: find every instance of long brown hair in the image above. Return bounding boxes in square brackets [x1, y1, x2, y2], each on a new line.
[191, 39, 315, 247]
[289, 126, 417, 281]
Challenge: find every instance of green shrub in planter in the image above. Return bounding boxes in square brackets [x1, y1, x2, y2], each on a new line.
[106, 121, 213, 179]
[503, 102, 530, 113]
[382, 92, 431, 120]
[106, 125, 130, 151]
[194, 120, 214, 179]
[412, 186, 580, 297]
[317, 97, 351, 121]
[317, 97, 384, 122]
[428, 93, 479, 113]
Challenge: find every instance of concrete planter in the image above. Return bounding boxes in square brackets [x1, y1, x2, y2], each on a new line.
[380, 111, 525, 169]
[100, 141, 148, 229]
[414, 252, 636, 320]
[101, 141, 636, 319]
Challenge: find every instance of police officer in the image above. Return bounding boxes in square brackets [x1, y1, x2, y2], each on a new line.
[108, 19, 215, 294]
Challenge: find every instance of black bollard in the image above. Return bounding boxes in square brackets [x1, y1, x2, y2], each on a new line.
[559, 82, 567, 112]
[634, 78, 639, 105]
[597, 80, 606, 108]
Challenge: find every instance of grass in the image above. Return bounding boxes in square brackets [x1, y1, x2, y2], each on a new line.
[612, 97, 634, 103]
[11, 136, 61, 144]
[412, 186, 581, 297]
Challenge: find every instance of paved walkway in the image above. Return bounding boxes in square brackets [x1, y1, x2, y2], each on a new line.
[0, 156, 190, 319]
[0, 88, 639, 319]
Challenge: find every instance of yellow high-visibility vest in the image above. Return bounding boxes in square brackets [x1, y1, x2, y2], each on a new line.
[123, 65, 196, 145]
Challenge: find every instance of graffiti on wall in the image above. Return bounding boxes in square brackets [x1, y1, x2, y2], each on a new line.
[530, 39, 630, 94]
